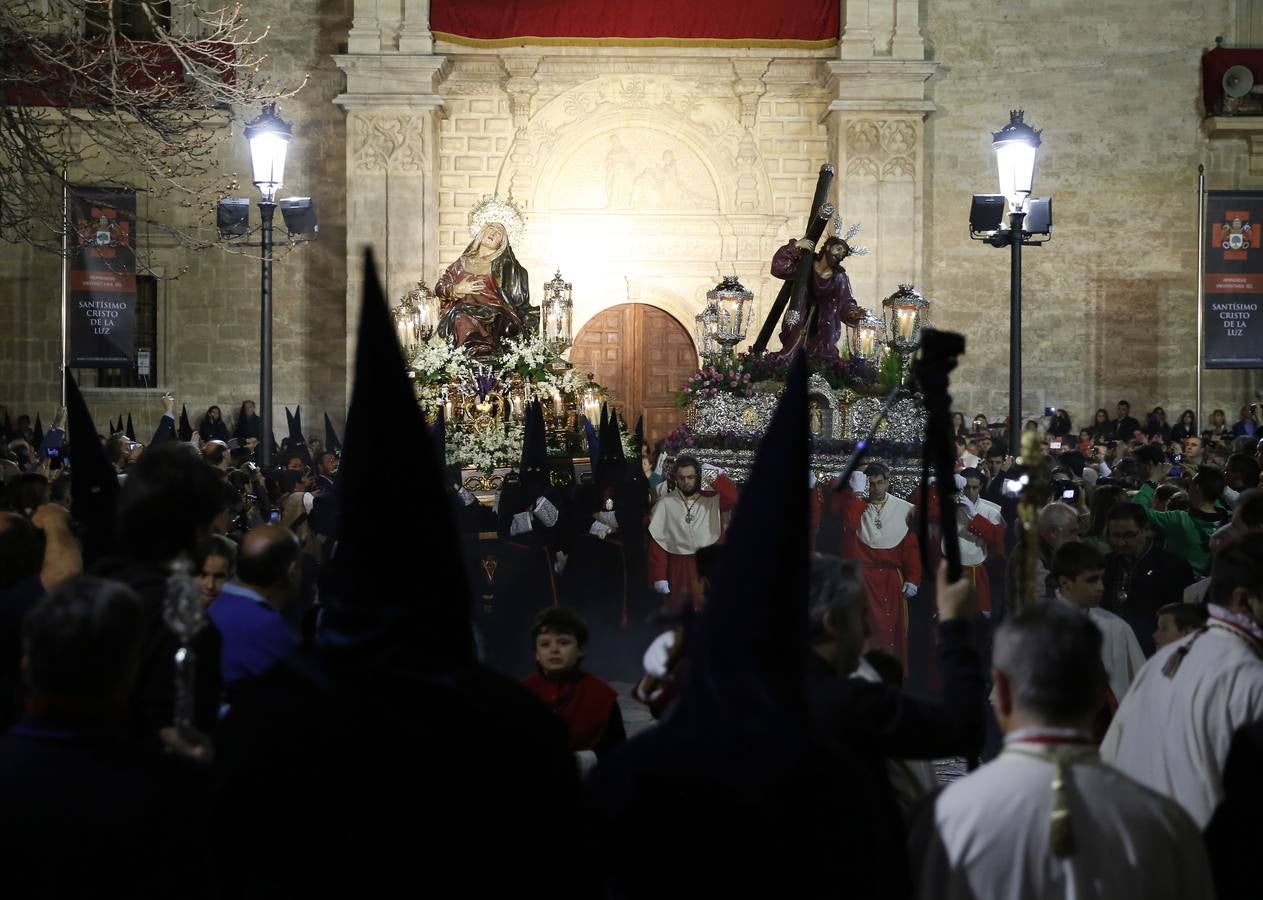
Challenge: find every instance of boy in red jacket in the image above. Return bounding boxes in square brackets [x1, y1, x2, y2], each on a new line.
[522, 608, 626, 775]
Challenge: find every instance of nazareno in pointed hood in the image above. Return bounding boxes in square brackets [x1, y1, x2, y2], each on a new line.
[316, 249, 474, 668]
[65, 370, 120, 565]
[518, 399, 548, 488]
[679, 349, 812, 730]
[33, 414, 45, 449]
[291, 405, 312, 467]
[177, 405, 194, 442]
[324, 412, 342, 454]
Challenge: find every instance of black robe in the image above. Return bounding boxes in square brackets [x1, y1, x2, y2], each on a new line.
[211, 649, 592, 897]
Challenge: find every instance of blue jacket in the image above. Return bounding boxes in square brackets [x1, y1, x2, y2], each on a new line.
[208, 583, 295, 687]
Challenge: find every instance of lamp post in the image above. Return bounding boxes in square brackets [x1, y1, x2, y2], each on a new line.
[990, 110, 1041, 452]
[244, 103, 292, 468]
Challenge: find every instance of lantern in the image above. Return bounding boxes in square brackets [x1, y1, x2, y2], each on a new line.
[706, 275, 755, 353]
[882, 284, 930, 356]
[992, 110, 1041, 213]
[848, 308, 885, 362]
[541, 269, 574, 354]
[694, 300, 721, 360]
[243, 103, 292, 203]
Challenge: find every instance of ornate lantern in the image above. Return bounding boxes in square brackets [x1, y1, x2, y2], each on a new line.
[243, 103, 292, 203]
[392, 282, 435, 360]
[848, 308, 886, 362]
[541, 269, 574, 355]
[706, 275, 755, 354]
[882, 283, 930, 356]
[694, 300, 721, 360]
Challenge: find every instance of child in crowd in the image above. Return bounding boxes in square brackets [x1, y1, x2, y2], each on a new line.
[1153, 602, 1208, 650]
[522, 607, 625, 775]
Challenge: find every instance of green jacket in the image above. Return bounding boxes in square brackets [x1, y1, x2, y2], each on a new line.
[1132, 482, 1226, 578]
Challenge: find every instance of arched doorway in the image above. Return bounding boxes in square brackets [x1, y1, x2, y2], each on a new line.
[570, 303, 697, 446]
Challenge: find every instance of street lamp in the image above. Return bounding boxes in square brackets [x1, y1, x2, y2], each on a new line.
[970, 110, 1052, 452]
[244, 102, 293, 467]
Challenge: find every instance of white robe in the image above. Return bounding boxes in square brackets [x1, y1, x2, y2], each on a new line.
[911, 737, 1214, 900]
[1054, 594, 1147, 702]
[1100, 610, 1263, 827]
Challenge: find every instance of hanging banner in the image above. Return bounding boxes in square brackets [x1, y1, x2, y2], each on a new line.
[1205, 190, 1263, 369]
[68, 187, 137, 367]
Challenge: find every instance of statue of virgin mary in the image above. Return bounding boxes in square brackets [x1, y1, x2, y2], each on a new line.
[435, 222, 534, 356]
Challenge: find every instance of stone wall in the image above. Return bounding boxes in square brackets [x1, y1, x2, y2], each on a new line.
[922, 0, 1260, 426]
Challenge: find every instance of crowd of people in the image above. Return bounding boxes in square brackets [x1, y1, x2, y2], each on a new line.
[2, 255, 1263, 895]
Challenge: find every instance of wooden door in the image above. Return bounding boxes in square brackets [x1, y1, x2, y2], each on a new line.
[570, 303, 697, 446]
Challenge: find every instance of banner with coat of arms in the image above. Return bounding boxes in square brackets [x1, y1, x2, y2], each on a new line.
[68, 186, 138, 367]
[1204, 191, 1263, 369]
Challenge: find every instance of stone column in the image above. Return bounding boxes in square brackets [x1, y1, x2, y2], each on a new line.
[838, 0, 875, 60]
[347, 0, 381, 53]
[399, 0, 434, 54]
[334, 55, 448, 399]
[825, 61, 936, 311]
[890, 0, 926, 60]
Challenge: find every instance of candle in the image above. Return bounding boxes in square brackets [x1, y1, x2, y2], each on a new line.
[897, 307, 916, 341]
[510, 394, 525, 420]
[858, 327, 876, 358]
[583, 393, 600, 424]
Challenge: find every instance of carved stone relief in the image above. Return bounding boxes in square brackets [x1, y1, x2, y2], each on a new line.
[351, 114, 431, 174]
[843, 118, 918, 179]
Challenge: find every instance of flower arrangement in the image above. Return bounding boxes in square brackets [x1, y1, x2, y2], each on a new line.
[675, 349, 885, 410]
[675, 354, 755, 408]
[497, 334, 555, 382]
[447, 421, 524, 473]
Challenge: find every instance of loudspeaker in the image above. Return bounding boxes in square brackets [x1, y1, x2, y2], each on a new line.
[969, 194, 1007, 234]
[1025, 197, 1052, 235]
[1224, 65, 1257, 99]
[279, 197, 318, 237]
[216, 197, 250, 236]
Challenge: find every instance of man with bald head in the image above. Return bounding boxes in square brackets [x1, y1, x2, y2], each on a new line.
[208, 524, 299, 694]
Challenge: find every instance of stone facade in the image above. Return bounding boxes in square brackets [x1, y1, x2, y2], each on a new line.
[3, 0, 1262, 438]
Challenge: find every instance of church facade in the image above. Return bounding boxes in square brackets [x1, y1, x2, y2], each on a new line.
[3, 0, 1260, 437]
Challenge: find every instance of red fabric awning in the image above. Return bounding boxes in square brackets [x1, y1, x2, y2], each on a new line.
[431, 0, 839, 49]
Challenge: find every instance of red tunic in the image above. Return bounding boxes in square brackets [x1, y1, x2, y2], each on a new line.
[922, 489, 1007, 613]
[521, 669, 619, 753]
[647, 475, 739, 613]
[831, 488, 922, 671]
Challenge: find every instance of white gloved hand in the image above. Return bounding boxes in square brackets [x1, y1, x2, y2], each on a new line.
[642, 630, 676, 679]
[553, 551, 568, 575]
[654, 580, 671, 595]
[596, 510, 619, 529]
[701, 463, 724, 480]
[808, 470, 818, 489]
[510, 511, 533, 536]
[849, 471, 869, 495]
[589, 520, 612, 540]
[532, 496, 559, 527]
[953, 473, 967, 491]
[957, 496, 977, 518]
[902, 582, 919, 598]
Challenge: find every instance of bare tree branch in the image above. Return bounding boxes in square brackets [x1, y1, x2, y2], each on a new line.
[0, 0, 306, 260]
